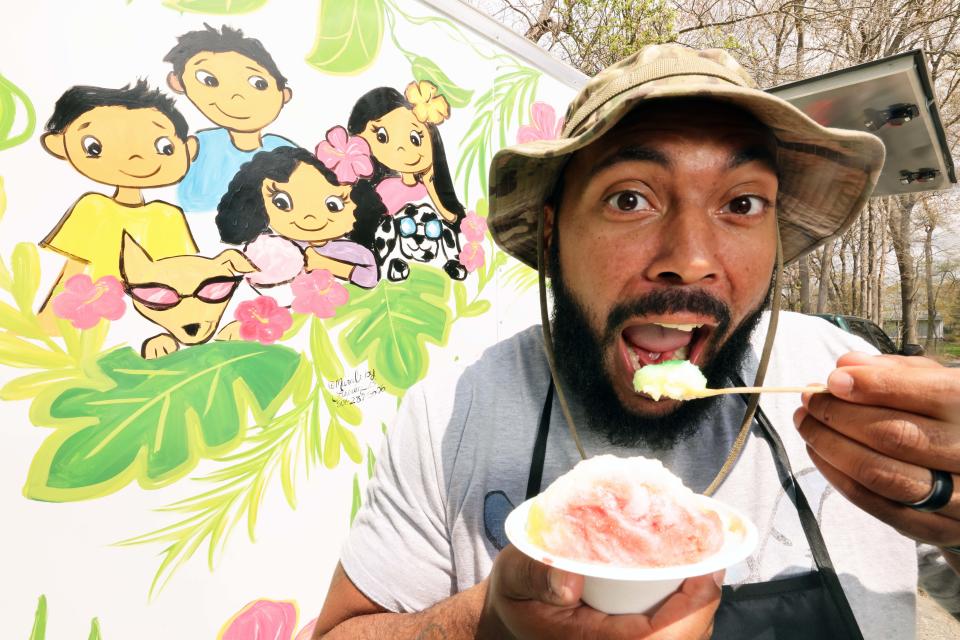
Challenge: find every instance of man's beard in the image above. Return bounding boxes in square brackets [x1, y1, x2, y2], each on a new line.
[549, 243, 768, 450]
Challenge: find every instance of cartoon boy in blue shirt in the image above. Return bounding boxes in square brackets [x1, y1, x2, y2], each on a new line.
[164, 24, 295, 212]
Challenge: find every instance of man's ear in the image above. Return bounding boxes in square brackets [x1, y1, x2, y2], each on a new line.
[40, 132, 67, 160]
[217, 249, 259, 274]
[120, 231, 154, 281]
[167, 71, 185, 94]
[186, 135, 199, 161]
[282, 86, 292, 104]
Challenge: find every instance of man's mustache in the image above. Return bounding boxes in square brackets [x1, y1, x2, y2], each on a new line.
[603, 288, 732, 345]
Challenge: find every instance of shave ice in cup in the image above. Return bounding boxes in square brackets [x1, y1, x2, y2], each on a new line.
[505, 455, 757, 615]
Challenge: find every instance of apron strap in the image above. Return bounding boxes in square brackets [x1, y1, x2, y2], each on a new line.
[525, 380, 554, 501]
[733, 373, 864, 640]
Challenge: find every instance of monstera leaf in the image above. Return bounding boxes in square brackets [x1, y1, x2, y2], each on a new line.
[25, 341, 300, 502]
[331, 264, 451, 395]
[307, 0, 384, 75]
[161, 0, 268, 14]
[409, 55, 474, 108]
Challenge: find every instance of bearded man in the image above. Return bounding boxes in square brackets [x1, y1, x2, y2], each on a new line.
[312, 44, 960, 640]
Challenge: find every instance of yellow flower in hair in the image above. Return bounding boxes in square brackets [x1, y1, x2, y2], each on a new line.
[405, 80, 450, 124]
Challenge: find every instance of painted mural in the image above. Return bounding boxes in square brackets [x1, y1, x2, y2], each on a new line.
[0, 0, 579, 638]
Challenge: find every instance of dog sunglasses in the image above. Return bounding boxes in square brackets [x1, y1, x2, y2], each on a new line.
[124, 276, 243, 311]
[398, 216, 443, 240]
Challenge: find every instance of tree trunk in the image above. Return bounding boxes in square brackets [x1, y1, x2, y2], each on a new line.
[817, 240, 834, 313]
[924, 221, 936, 351]
[799, 255, 811, 313]
[889, 196, 918, 346]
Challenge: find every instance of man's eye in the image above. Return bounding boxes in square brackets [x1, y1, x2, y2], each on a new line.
[409, 130, 423, 147]
[271, 191, 293, 211]
[325, 196, 345, 213]
[723, 196, 767, 215]
[248, 75, 269, 91]
[154, 136, 175, 156]
[81, 135, 102, 158]
[605, 190, 650, 212]
[195, 70, 219, 87]
[374, 126, 388, 144]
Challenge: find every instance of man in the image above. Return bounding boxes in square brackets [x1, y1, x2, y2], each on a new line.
[164, 24, 295, 213]
[313, 45, 960, 639]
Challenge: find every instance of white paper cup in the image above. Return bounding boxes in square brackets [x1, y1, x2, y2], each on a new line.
[504, 494, 758, 615]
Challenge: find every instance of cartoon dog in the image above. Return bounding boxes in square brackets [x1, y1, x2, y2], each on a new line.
[373, 203, 467, 282]
[119, 232, 257, 359]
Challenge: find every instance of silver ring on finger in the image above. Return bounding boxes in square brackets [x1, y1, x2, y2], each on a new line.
[902, 469, 953, 513]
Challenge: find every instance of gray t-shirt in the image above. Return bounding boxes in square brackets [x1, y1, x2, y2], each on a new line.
[342, 311, 958, 639]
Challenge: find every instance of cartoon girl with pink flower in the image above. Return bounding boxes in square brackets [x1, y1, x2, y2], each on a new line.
[215, 140, 387, 303]
[348, 81, 464, 225]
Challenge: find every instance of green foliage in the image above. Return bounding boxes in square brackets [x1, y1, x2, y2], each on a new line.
[87, 619, 102, 640]
[555, 0, 677, 74]
[0, 73, 36, 151]
[162, 0, 268, 13]
[307, 0, 385, 75]
[455, 66, 540, 204]
[120, 318, 362, 597]
[29, 595, 46, 640]
[350, 472, 361, 524]
[331, 264, 452, 395]
[500, 261, 540, 294]
[25, 341, 301, 502]
[409, 55, 474, 108]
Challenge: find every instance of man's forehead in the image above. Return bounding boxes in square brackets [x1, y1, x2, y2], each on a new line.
[570, 102, 778, 175]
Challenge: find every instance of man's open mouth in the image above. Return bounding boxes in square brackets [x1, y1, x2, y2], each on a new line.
[619, 319, 716, 375]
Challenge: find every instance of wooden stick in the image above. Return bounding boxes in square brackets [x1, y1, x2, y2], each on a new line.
[692, 384, 828, 398]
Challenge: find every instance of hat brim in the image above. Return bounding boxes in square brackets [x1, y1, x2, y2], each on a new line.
[488, 79, 886, 269]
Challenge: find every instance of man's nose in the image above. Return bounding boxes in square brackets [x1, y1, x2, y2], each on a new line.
[642, 210, 720, 285]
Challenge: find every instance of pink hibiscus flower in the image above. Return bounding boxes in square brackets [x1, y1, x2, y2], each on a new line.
[52, 274, 126, 329]
[459, 241, 485, 273]
[461, 211, 488, 243]
[219, 600, 307, 640]
[291, 269, 349, 318]
[517, 102, 565, 144]
[235, 296, 293, 344]
[315, 126, 374, 184]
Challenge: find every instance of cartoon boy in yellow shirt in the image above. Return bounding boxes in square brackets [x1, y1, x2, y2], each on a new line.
[37, 80, 199, 325]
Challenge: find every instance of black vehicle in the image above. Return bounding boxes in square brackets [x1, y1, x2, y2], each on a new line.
[810, 314, 925, 356]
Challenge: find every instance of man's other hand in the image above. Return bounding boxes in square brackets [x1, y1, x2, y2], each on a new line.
[794, 352, 960, 555]
[481, 544, 722, 639]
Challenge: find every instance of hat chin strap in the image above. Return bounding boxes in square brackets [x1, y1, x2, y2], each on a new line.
[537, 211, 783, 495]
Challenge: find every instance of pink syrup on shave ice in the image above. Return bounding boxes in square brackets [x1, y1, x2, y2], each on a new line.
[527, 455, 723, 567]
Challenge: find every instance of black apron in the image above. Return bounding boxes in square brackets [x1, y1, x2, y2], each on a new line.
[524, 381, 865, 640]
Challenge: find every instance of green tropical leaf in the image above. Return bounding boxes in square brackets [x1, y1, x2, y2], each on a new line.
[161, 0, 268, 14]
[0, 256, 11, 293]
[331, 265, 451, 395]
[350, 472, 361, 524]
[501, 260, 539, 294]
[0, 369, 79, 401]
[460, 299, 491, 318]
[24, 341, 300, 502]
[87, 618, 102, 640]
[311, 316, 344, 381]
[0, 73, 36, 151]
[11, 242, 40, 314]
[29, 595, 47, 640]
[323, 417, 340, 469]
[0, 333, 73, 369]
[0, 300, 45, 338]
[366, 444, 376, 478]
[307, 0, 384, 76]
[455, 67, 540, 204]
[409, 55, 474, 108]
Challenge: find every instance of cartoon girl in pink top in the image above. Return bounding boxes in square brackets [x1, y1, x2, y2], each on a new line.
[347, 81, 467, 281]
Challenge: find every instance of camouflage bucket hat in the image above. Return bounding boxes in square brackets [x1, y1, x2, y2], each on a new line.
[488, 43, 886, 268]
